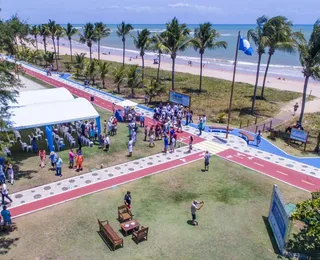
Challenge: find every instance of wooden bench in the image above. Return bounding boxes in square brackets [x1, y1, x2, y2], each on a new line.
[209, 126, 233, 133]
[239, 131, 255, 144]
[132, 226, 149, 244]
[118, 205, 133, 222]
[98, 219, 123, 251]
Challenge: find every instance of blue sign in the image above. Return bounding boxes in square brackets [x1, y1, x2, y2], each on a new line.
[169, 91, 191, 107]
[268, 185, 290, 254]
[290, 128, 308, 143]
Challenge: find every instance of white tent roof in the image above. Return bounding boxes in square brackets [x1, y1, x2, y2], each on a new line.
[8, 98, 99, 130]
[9, 88, 74, 107]
[117, 99, 137, 107]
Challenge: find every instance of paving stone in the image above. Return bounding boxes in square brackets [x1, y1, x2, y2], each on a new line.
[62, 187, 69, 191]
[85, 180, 92, 184]
[34, 194, 42, 199]
[15, 194, 23, 199]
[44, 186, 51, 190]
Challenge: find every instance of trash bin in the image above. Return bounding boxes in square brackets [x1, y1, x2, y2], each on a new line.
[90, 96, 94, 102]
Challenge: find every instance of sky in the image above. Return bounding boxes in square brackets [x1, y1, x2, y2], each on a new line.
[0, 0, 319, 24]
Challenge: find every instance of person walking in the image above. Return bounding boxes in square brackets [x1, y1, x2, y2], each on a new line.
[69, 149, 75, 168]
[256, 130, 262, 147]
[6, 164, 14, 185]
[55, 157, 63, 177]
[188, 136, 194, 153]
[1, 182, 12, 205]
[293, 102, 299, 116]
[144, 126, 148, 142]
[124, 191, 132, 209]
[1, 206, 12, 231]
[128, 138, 133, 157]
[191, 200, 204, 225]
[204, 151, 211, 171]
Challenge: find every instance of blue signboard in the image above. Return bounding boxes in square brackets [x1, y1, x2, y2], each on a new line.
[268, 185, 290, 254]
[169, 91, 191, 107]
[290, 128, 308, 143]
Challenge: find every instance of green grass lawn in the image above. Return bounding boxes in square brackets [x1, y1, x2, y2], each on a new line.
[1, 159, 309, 260]
[264, 112, 320, 157]
[7, 106, 167, 193]
[20, 53, 301, 127]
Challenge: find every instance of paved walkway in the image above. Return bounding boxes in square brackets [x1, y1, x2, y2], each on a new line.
[3, 58, 320, 219]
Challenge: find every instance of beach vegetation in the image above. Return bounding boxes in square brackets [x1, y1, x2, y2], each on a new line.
[192, 22, 227, 92]
[97, 60, 111, 88]
[161, 17, 191, 91]
[79, 22, 97, 63]
[144, 79, 166, 103]
[55, 24, 65, 60]
[125, 64, 143, 97]
[73, 52, 86, 79]
[110, 65, 126, 94]
[116, 21, 134, 67]
[94, 22, 111, 60]
[132, 28, 151, 81]
[47, 19, 59, 70]
[63, 23, 78, 62]
[39, 24, 50, 54]
[29, 25, 40, 51]
[150, 32, 167, 82]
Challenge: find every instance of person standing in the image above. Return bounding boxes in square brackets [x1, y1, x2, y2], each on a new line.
[188, 136, 194, 153]
[256, 130, 262, 146]
[132, 129, 137, 146]
[293, 102, 299, 116]
[69, 149, 75, 168]
[1, 182, 12, 205]
[170, 136, 176, 153]
[49, 151, 58, 170]
[163, 135, 169, 153]
[191, 200, 204, 225]
[55, 157, 63, 177]
[144, 126, 148, 142]
[185, 111, 190, 125]
[128, 138, 133, 157]
[198, 119, 203, 136]
[76, 150, 84, 172]
[124, 191, 132, 209]
[0, 165, 6, 184]
[140, 113, 145, 127]
[104, 134, 110, 151]
[1, 206, 12, 230]
[6, 164, 14, 185]
[39, 149, 46, 168]
[204, 151, 211, 171]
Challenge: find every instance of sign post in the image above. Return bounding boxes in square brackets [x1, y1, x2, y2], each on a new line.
[169, 91, 191, 109]
[289, 128, 309, 151]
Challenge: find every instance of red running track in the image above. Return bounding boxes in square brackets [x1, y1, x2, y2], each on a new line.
[218, 149, 320, 192]
[24, 68, 205, 144]
[11, 151, 204, 218]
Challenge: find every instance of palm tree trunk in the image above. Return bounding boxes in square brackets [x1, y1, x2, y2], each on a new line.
[89, 46, 92, 63]
[299, 75, 309, 124]
[98, 40, 101, 60]
[69, 39, 73, 62]
[157, 51, 161, 82]
[122, 39, 125, 67]
[103, 78, 105, 88]
[199, 53, 203, 92]
[52, 38, 59, 71]
[251, 54, 262, 114]
[43, 37, 47, 53]
[261, 53, 272, 98]
[142, 55, 145, 80]
[131, 87, 134, 97]
[171, 58, 175, 91]
[57, 38, 60, 60]
[35, 36, 38, 51]
[117, 83, 121, 94]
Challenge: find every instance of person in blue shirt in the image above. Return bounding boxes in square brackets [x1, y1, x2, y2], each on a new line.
[163, 135, 169, 153]
[256, 130, 262, 147]
[140, 113, 145, 127]
[0, 165, 6, 184]
[198, 119, 203, 136]
[31, 137, 38, 153]
[1, 206, 12, 226]
[55, 157, 63, 177]
[49, 152, 58, 170]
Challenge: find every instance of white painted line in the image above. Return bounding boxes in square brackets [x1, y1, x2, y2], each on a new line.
[253, 162, 264, 167]
[276, 170, 288, 176]
[301, 180, 315, 186]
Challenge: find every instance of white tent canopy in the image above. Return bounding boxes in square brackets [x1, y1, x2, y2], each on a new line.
[9, 88, 74, 107]
[8, 98, 99, 130]
[117, 99, 137, 107]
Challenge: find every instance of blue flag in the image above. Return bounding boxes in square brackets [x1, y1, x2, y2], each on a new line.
[239, 36, 253, 56]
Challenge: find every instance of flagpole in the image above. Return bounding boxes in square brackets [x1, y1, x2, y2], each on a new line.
[226, 31, 241, 139]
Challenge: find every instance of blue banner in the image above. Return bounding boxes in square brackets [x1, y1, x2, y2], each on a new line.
[169, 91, 191, 107]
[268, 185, 290, 254]
[290, 129, 308, 143]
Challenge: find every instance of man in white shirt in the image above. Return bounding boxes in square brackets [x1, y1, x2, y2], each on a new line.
[104, 135, 110, 151]
[1, 183, 13, 205]
[191, 200, 204, 225]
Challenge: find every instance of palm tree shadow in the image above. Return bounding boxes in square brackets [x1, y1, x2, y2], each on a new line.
[0, 228, 20, 255]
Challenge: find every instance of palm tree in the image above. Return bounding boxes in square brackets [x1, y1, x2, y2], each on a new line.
[145, 80, 166, 103]
[161, 17, 191, 90]
[39, 24, 50, 53]
[97, 60, 110, 88]
[192, 22, 228, 92]
[73, 52, 86, 79]
[111, 66, 126, 94]
[63, 23, 78, 62]
[94, 22, 111, 60]
[55, 25, 65, 60]
[132, 29, 151, 80]
[261, 16, 296, 98]
[47, 19, 59, 70]
[151, 33, 167, 82]
[116, 22, 134, 67]
[247, 15, 269, 114]
[85, 59, 97, 85]
[79, 23, 96, 63]
[297, 20, 320, 124]
[43, 52, 54, 65]
[30, 25, 40, 51]
[126, 65, 142, 97]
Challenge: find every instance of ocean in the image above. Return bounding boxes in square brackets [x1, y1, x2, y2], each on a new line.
[57, 24, 313, 81]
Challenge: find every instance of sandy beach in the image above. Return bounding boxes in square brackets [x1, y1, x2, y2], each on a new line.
[30, 41, 320, 98]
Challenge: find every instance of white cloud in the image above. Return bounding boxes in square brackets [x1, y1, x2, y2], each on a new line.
[103, 5, 120, 9]
[168, 3, 221, 13]
[124, 6, 153, 12]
